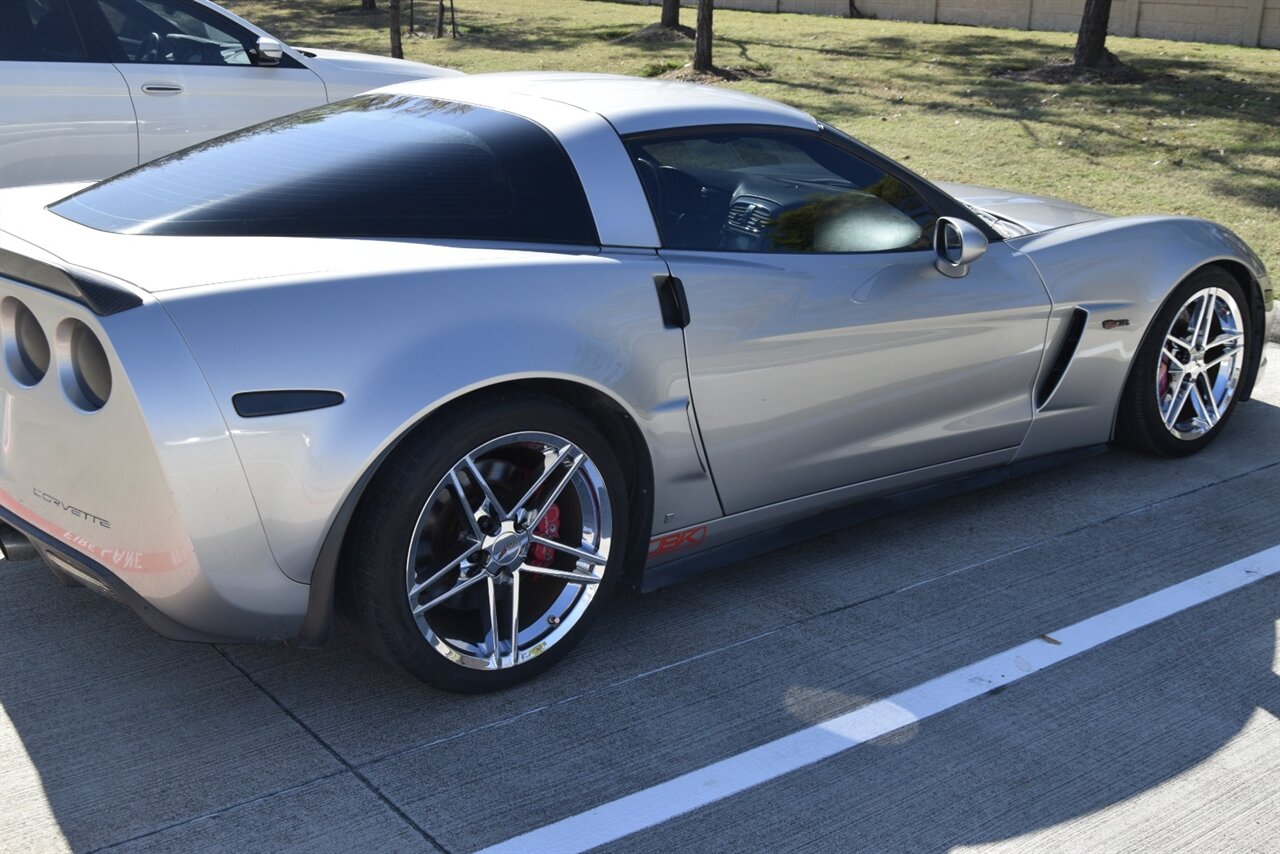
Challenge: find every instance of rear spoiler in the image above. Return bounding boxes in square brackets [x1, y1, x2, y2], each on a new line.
[0, 247, 142, 316]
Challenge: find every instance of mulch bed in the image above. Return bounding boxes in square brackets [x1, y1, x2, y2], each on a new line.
[613, 22, 695, 44]
[993, 57, 1153, 85]
[657, 64, 767, 83]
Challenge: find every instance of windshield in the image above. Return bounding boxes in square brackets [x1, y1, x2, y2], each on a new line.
[50, 94, 599, 245]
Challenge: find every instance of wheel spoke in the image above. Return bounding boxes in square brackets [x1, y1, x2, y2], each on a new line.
[1205, 332, 1243, 350]
[509, 443, 574, 519]
[1167, 334, 1194, 351]
[448, 469, 484, 540]
[1192, 290, 1217, 348]
[463, 455, 507, 520]
[529, 534, 607, 567]
[507, 571, 521, 669]
[409, 543, 480, 598]
[485, 576, 501, 667]
[518, 563, 602, 585]
[1205, 346, 1243, 370]
[1199, 375, 1221, 423]
[1163, 379, 1193, 428]
[528, 451, 586, 530]
[1187, 380, 1215, 429]
[413, 571, 487, 615]
[1161, 346, 1186, 370]
[1162, 370, 1187, 418]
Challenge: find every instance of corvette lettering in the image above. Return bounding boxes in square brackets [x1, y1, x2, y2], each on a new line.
[32, 488, 111, 529]
[649, 526, 708, 557]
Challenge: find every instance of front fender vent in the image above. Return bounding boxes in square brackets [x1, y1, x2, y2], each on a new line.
[1036, 308, 1088, 409]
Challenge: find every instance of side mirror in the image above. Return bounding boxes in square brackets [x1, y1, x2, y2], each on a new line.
[252, 36, 284, 66]
[933, 217, 988, 279]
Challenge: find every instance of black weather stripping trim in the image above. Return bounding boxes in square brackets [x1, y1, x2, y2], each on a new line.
[1036, 308, 1089, 409]
[0, 248, 143, 316]
[233, 390, 345, 418]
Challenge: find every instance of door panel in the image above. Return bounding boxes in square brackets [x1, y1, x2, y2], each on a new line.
[0, 61, 139, 187]
[666, 243, 1051, 514]
[0, 0, 137, 187]
[84, 0, 328, 163]
[113, 63, 327, 162]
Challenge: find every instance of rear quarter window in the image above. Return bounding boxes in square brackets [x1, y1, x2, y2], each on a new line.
[50, 94, 600, 245]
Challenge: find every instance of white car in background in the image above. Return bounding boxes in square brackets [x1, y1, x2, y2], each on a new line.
[0, 0, 460, 187]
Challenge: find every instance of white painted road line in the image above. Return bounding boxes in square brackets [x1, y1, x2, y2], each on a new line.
[477, 545, 1280, 854]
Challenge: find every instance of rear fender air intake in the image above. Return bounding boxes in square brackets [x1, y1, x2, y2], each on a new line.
[1036, 307, 1088, 409]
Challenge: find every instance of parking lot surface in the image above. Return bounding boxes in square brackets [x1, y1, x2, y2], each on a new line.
[3, 345, 1278, 853]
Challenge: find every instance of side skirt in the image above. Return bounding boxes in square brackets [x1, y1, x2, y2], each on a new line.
[640, 444, 1109, 592]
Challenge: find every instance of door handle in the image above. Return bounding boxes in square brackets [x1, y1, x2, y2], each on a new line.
[141, 82, 184, 95]
[654, 274, 691, 329]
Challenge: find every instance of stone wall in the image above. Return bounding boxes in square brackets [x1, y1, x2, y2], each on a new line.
[631, 0, 1279, 47]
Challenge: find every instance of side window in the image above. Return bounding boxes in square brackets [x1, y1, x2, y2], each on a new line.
[627, 130, 937, 254]
[0, 0, 87, 62]
[93, 0, 253, 65]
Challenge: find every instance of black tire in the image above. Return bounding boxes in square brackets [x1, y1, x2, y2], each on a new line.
[1116, 266, 1250, 457]
[341, 392, 630, 693]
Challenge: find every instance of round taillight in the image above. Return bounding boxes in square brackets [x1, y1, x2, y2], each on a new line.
[2, 297, 50, 386]
[57, 319, 112, 411]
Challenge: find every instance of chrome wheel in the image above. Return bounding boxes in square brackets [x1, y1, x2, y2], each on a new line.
[1157, 287, 1246, 441]
[405, 431, 612, 671]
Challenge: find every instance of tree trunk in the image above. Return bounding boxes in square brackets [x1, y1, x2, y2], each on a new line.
[435, 0, 445, 38]
[693, 0, 713, 72]
[450, 0, 458, 37]
[661, 0, 680, 28]
[1073, 0, 1115, 68]
[389, 0, 404, 58]
[361, 0, 376, 11]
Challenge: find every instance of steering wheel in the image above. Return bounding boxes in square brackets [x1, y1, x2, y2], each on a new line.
[135, 31, 164, 62]
[658, 165, 723, 241]
[634, 157, 664, 218]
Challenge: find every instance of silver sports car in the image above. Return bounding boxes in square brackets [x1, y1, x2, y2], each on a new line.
[0, 73, 1271, 692]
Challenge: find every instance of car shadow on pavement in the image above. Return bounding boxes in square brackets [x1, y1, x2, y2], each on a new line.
[2, 395, 1278, 852]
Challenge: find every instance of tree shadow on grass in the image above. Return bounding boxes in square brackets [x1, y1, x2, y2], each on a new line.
[1210, 174, 1280, 211]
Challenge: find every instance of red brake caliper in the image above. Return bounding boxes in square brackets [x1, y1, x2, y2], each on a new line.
[527, 504, 560, 568]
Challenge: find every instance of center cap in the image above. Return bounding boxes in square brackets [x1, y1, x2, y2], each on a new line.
[490, 532, 526, 567]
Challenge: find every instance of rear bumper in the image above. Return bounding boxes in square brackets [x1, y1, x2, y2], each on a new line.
[2, 265, 312, 644]
[1, 507, 242, 643]
[1, 489, 311, 648]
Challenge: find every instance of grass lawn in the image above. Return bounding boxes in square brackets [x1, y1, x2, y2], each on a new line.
[226, 0, 1279, 282]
